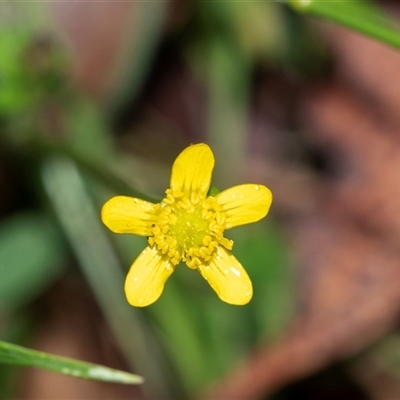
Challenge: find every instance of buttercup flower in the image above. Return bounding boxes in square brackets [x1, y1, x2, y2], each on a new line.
[101, 143, 272, 307]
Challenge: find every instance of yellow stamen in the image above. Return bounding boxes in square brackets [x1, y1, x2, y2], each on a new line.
[149, 189, 233, 269]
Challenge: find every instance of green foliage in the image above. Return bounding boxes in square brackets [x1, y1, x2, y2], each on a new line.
[232, 222, 293, 341]
[0, 213, 65, 312]
[0, 30, 33, 114]
[0, 28, 68, 118]
[0, 340, 143, 384]
[289, 0, 400, 49]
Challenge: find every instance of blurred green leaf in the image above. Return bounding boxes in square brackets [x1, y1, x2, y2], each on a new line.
[0, 213, 66, 311]
[148, 280, 210, 394]
[0, 27, 68, 119]
[0, 30, 32, 114]
[365, 335, 400, 377]
[289, 0, 400, 49]
[66, 98, 115, 163]
[197, 297, 252, 382]
[0, 340, 144, 384]
[230, 221, 294, 340]
[230, 2, 288, 62]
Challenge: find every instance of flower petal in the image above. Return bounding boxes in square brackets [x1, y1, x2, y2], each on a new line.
[216, 184, 272, 229]
[170, 143, 214, 197]
[197, 246, 252, 305]
[125, 246, 175, 307]
[101, 196, 158, 235]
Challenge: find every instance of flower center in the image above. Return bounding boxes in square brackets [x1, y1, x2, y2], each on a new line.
[148, 189, 233, 269]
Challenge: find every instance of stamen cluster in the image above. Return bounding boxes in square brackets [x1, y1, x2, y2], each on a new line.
[148, 189, 233, 269]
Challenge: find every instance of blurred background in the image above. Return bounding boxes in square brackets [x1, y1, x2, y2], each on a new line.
[1, 1, 400, 399]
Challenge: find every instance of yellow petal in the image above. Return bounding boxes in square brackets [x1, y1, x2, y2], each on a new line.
[125, 246, 175, 307]
[170, 143, 214, 197]
[216, 184, 272, 229]
[197, 246, 252, 305]
[101, 196, 158, 235]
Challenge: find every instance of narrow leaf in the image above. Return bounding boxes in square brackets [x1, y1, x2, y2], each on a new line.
[0, 340, 144, 384]
[289, 0, 400, 50]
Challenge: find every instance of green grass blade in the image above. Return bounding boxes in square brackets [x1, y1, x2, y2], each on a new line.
[289, 0, 400, 49]
[0, 340, 143, 384]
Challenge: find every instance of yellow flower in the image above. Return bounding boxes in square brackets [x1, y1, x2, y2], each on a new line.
[101, 143, 273, 307]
